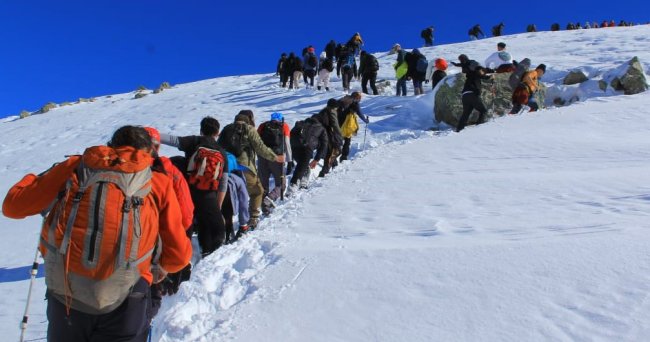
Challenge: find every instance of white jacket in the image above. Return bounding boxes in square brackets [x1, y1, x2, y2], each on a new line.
[484, 50, 514, 69]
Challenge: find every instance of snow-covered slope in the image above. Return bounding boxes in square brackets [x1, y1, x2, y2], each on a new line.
[1, 26, 649, 342]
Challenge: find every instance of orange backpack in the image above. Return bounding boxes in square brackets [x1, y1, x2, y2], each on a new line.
[187, 146, 225, 191]
[40, 146, 156, 314]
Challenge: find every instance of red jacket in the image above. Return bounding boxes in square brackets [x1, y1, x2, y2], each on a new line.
[160, 156, 194, 230]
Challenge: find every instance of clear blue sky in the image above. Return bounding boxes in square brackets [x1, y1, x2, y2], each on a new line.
[0, 0, 646, 118]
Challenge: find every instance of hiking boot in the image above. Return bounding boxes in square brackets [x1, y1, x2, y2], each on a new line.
[248, 217, 260, 230]
[317, 86, 322, 90]
[263, 196, 276, 208]
[339, 155, 348, 162]
[234, 225, 250, 240]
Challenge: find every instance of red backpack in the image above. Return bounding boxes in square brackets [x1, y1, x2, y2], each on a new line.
[187, 147, 225, 191]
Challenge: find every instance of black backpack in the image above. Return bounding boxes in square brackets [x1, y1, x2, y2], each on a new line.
[368, 55, 379, 72]
[260, 120, 284, 154]
[308, 54, 318, 68]
[291, 118, 324, 151]
[322, 58, 334, 72]
[218, 123, 248, 157]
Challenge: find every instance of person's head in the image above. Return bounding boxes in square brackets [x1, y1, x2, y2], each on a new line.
[327, 98, 339, 108]
[535, 63, 546, 76]
[458, 54, 469, 63]
[200, 116, 220, 137]
[394, 43, 401, 50]
[270, 112, 283, 122]
[320, 51, 326, 59]
[143, 127, 161, 152]
[108, 126, 153, 151]
[308, 46, 315, 53]
[360, 50, 367, 56]
[351, 92, 362, 102]
[497, 42, 506, 50]
[235, 109, 255, 126]
[413, 48, 421, 55]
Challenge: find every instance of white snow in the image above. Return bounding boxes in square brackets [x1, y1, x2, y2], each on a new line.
[1, 25, 650, 342]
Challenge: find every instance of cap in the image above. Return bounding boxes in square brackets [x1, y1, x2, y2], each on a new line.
[143, 126, 160, 145]
[271, 112, 283, 121]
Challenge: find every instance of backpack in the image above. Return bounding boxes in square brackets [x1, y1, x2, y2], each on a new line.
[343, 54, 355, 70]
[260, 120, 285, 154]
[187, 146, 225, 191]
[41, 146, 154, 314]
[340, 112, 359, 138]
[416, 57, 428, 73]
[218, 123, 248, 157]
[368, 55, 379, 72]
[308, 54, 318, 68]
[322, 58, 334, 72]
[291, 118, 324, 151]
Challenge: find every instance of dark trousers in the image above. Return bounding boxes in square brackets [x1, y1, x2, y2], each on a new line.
[291, 146, 312, 185]
[456, 92, 488, 132]
[47, 278, 150, 342]
[303, 69, 316, 86]
[191, 188, 225, 256]
[341, 137, 352, 160]
[258, 158, 285, 200]
[222, 189, 235, 242]
[361, 72, 378, 95]
[342, 68, 353, 91]
[280, 72, 289, 87]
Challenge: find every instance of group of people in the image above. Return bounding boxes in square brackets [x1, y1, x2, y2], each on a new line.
[450, 41, 546, 132]
[276, 33, 367, 93]
[552, 19, 640, 31]
[2, 89, 371, 341]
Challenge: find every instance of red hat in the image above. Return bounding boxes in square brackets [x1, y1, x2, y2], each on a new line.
[143, 126, 160, 145]
[308, 47, 315, 53]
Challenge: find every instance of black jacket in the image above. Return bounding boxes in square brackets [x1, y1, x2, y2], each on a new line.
[325, 40, 336, 60]
[453, 59, 492, 95]
[358, 54, 378, 75]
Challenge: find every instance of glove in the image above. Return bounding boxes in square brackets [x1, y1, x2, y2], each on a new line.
[160, 263, 191, 296]
[151, 264, 168, 284]
[286, 161, 294, 174]
[364, 115, 370, 124]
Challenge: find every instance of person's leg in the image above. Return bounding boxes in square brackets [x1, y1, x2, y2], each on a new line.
[361, 73, 369, 94]
[267, 161, 284, 200]
[340, 137, 351, 160]
[456, 93, 475, 132]
[222, 189, 235, 242]
[474, 96, 488, 124]
[47, 295, 94, 342]
[319, 145, 333, 177]
[244, 170, 264, 228]
[369, 73, 378, 95]
[291, 147, 310, 185]
[257, 158, 271, 195]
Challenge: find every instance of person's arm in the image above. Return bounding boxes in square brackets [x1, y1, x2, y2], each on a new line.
[3, 157, 79, 219]
[160, 133, 180, 148]
[154, 175, 192, 275]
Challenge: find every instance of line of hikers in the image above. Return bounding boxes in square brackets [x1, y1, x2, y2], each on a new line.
[2, 91, 369, 342]
[276, 33, 371, 94]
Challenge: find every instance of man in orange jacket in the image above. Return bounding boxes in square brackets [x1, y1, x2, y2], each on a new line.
[510, 63, 546, 114]
[2, 126, 192, 342]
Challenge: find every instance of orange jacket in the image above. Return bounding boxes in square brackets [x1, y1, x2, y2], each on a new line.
[521, 70, 542, 94]
[160, 156, 194, 230]
[2, 146, 192, 284]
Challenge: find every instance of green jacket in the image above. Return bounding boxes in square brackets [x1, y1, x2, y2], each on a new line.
[232, 120, 277, 175]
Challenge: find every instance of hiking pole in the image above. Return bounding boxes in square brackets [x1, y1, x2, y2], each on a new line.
[362, 121, 368, 151]
[19, 244, 41, 342]
[280, 118, 286, 201]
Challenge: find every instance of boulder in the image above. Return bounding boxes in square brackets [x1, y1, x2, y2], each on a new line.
[603, 56, 648, 95]
[563, 70, 588, 85]
[434, 72, 545, 127]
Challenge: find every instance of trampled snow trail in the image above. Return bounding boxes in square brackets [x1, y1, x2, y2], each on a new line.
[1, 26, 649, 342]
